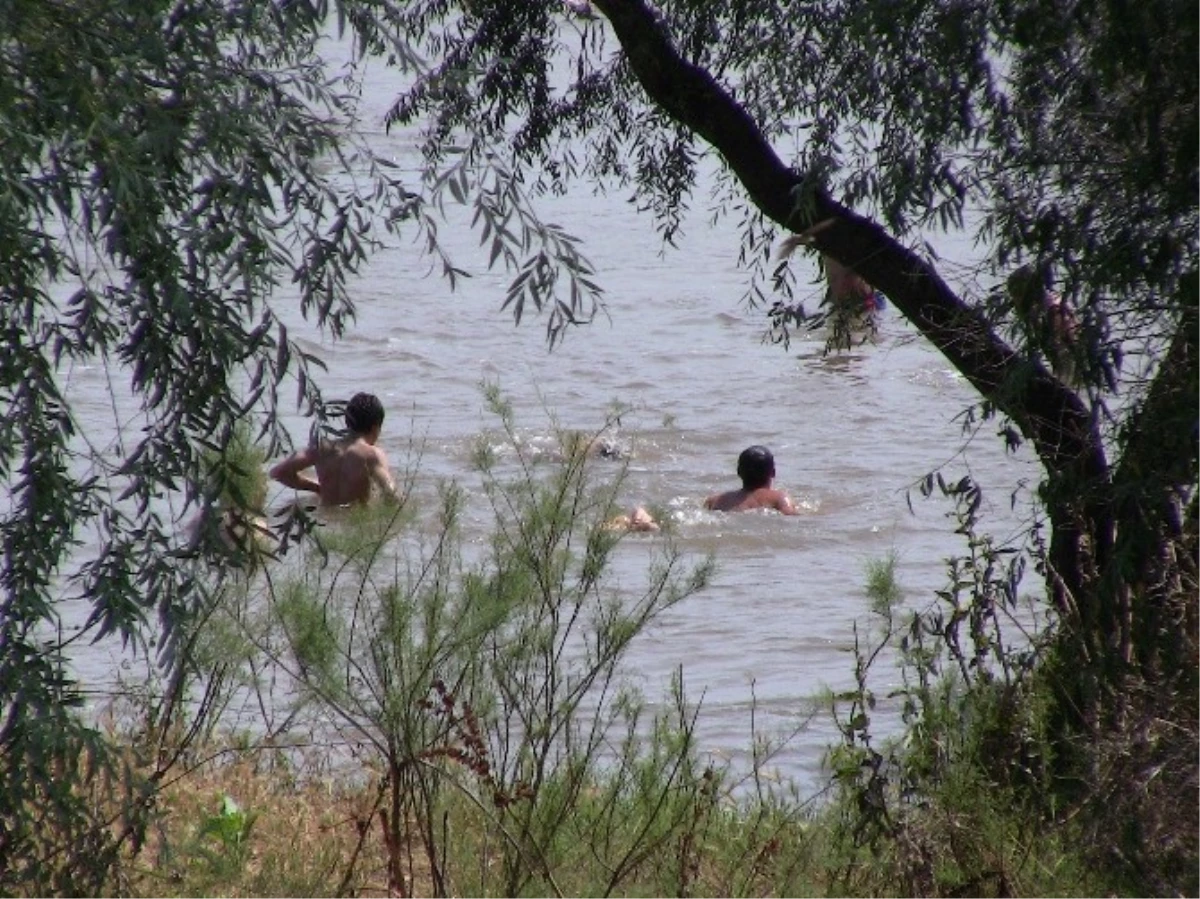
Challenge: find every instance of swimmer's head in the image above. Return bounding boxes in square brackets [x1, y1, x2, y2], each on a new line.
[345, 392, 385, 436]
[1007, 263, 1053, 314]
[737, 445, 775, 489]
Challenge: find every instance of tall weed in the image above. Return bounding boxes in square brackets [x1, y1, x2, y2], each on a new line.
[822, 477, 1093, 897]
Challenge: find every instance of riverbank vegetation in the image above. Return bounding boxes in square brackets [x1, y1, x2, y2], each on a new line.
[8, 401, 1194, 897]
[2, 0, 1194, 895]
[7, 408, 1191, 898]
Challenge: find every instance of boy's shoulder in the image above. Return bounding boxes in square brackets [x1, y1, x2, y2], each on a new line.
[759, 486, 798, 514]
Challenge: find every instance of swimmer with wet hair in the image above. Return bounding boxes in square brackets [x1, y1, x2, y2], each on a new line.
[704, 445, 798, 515]
[270, 392, 398, 506]
[344, 392, 385, 435]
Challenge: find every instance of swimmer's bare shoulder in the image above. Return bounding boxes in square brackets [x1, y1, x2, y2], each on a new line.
[367, 443, 399, 499]
[269, 441, 323, 497]
[703, 489, 735, 511]
[771, 489, 799, 515]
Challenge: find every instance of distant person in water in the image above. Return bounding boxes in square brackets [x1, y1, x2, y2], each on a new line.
[775, 230, 885, 317]
[270, 392, 398, 506]
[704, 445, 798, 515]
[1006, 263, 1078, 379]
[822, 253, 885, 315]
[604, 505, 660, 533]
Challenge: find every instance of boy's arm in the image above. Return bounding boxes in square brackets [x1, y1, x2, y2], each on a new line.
[776, 492, 799, 515]
[370, 448, 400, 500]
[269, 446, 321, 495]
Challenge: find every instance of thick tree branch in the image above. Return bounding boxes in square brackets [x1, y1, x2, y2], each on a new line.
[1107, 280, 1197, 637]
[1112, 281, 1198, 515]
[592, 0, 1107, 487]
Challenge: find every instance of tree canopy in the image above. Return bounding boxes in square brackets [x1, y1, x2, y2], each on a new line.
[0, 1, 408, 885]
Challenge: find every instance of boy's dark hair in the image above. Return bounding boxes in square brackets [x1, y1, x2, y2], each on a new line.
[344, 392, 385, 435]
[737, 445, 775, 489]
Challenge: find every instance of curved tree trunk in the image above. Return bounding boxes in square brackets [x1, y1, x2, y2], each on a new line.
[593, 2, 1105, 586]
[592, 0, 1196, 711]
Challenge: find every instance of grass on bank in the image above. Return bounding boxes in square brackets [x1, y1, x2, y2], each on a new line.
[6, 398, 1195, 897]
[124, 707, 1114, 898]
[113, 541, 1152, 897]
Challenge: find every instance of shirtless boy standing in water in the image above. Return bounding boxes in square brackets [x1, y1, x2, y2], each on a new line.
[704, 445, 798, 515]
[270, 392, 397, 506]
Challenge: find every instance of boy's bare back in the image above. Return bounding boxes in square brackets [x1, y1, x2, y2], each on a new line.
[704, 486, 796, 515]
[312, 437, 395, 506]
[269, 392, 397, 507]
